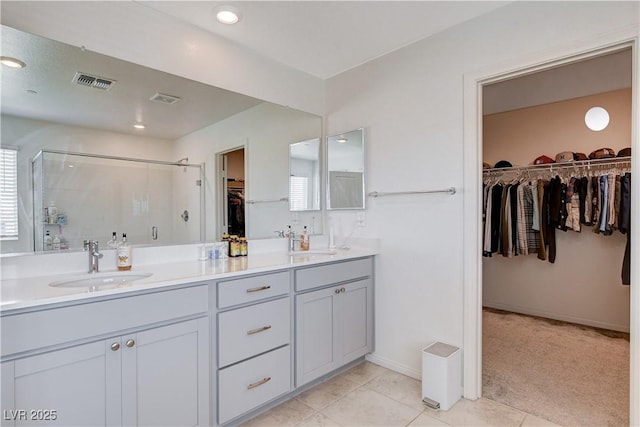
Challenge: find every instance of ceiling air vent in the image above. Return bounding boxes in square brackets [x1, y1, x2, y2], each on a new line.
[72, 72, 116, 91]
[149, 92, 182, 105]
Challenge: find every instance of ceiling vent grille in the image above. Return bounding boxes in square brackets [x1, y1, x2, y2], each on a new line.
[72, 72, 116, 91]
[149, 92, 181, 105]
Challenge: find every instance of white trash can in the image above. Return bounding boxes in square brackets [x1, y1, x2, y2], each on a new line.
[421, 342, 461, 411]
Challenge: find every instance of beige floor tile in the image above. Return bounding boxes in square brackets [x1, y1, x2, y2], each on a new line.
[520, 413, 562, 426]
[424, 398, 526, 427]
[364, 369, 425, 411]
[320, 387, 423, 426]
[296, 375, 361, 410]
[295, 411, 343, 427]
[339, 361, 389, 386]
[407, 411, 452, 426]
[241, 399, 316, 427]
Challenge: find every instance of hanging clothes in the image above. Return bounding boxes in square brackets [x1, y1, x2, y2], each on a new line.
[619, 173, 632, 286]
[482, 160, 631, 283]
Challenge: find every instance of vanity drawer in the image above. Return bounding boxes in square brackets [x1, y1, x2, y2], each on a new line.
[218, 345, 291, 424]
[218, 297, 290, 367]
[217, 271, 290, 308]
[295, 257, 373, 292]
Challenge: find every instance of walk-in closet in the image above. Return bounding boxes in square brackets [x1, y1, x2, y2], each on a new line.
[481, 48, 632, 426]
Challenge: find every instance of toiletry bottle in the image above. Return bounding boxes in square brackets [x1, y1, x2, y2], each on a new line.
[52, 234, 61, 250]
[107, 232, 118, 248]
[48, 201, 57, 224]
[230, 236, 241, 257]
[300, 226, 310, 251]
[117, 233, 132, 271]
[240, 237, 248, 256]
[44, 230, 53, 250]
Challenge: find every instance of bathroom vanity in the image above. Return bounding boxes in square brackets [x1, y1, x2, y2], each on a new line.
[0, 249, 375, 426]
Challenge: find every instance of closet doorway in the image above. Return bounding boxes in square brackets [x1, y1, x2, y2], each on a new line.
[217, 147, 246, 238]
[480, 48, 632, 426]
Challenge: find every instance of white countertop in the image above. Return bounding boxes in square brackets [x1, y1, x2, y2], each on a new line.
[1, 248, 376, 313]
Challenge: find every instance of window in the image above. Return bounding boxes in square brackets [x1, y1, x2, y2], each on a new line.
[0, 148, 18, 240]
[289, 176, 309, 211]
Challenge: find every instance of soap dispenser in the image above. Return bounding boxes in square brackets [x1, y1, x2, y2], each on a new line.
[300, 226, 310, 251]
[117, 233, 132, 271]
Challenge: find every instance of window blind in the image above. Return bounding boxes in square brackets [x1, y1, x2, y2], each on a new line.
[289, 176, 309, 211]
[0, 148, 18, 239]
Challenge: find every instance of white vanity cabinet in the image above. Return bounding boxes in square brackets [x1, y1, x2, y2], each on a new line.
[294, 257, 374, 386]
[1, 285, 210, 427]
[215, 271, 293, 425]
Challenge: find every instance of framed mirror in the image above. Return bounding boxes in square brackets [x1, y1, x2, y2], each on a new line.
[327, 128, 365, 210]
[289, 138, 321, 211]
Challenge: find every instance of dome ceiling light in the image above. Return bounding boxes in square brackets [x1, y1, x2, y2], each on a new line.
[585, 106, 610, 131]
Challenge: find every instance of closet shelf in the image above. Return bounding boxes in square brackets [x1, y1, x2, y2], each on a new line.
[483, 156, 631, 181]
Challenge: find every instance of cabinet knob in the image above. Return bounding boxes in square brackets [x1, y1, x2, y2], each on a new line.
[111, 342, 120, 351]
[341, 287, 346, 293]
[335, 288, 341, 294]
[126, 339, 135, 348]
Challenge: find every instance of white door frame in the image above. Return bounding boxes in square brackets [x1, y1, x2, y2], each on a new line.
[462, 32, 639, 425]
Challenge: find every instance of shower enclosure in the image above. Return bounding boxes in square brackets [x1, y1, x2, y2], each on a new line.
[32, 150, 204, 252]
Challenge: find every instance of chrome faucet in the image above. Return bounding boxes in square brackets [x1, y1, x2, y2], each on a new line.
[83, 240, 104, 273]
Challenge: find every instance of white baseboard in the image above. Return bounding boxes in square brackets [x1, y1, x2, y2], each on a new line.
[484, 302, 630, 333]
[366, 352, 421, 381]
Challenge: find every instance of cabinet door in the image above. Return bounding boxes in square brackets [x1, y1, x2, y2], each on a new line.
[122, 318, 209, 427]
[295, 287, 338, 386]
[339, 278, 373, 364]
[2, 341, 113, 426]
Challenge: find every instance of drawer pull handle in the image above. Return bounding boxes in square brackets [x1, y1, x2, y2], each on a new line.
[247, 285, 271, 293]
[247, 325, 272, 335]
[247, 377, 271, 390]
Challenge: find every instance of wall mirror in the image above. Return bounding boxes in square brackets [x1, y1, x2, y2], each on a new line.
[289, 138, 321, 212]
[327, 128, 365, 210]
[0, 24, 322, 254]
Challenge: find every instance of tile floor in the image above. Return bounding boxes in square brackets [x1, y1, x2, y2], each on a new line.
[241, 362, 561, 427]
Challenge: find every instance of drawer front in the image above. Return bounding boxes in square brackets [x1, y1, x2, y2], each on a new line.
[218, 297, 290, 367]
[1, 285, 208, 359]
[218, 345, 291, 424]
[218, 271, 290, 308]
[295, 257, 373, 292]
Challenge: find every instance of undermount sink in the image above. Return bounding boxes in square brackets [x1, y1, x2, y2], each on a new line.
[49, 271, 152, 289]
[288, 249, 338, 256]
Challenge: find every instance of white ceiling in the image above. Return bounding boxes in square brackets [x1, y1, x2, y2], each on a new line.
[1, 2, 632, 140]
[0, 25, 264, 140]
[137, 1, 511, 79]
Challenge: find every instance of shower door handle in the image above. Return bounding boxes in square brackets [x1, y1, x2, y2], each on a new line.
[152, 226, 158, 240]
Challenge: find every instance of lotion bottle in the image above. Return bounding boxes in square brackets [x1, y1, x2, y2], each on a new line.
[117, 233, 132, 271]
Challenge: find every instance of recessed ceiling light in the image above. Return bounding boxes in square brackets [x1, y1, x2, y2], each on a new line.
[337, 138, 348, 143]
[133, 123, 146, 129]
[215, 6, 240, 24]
[1, 56, 26, 69]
